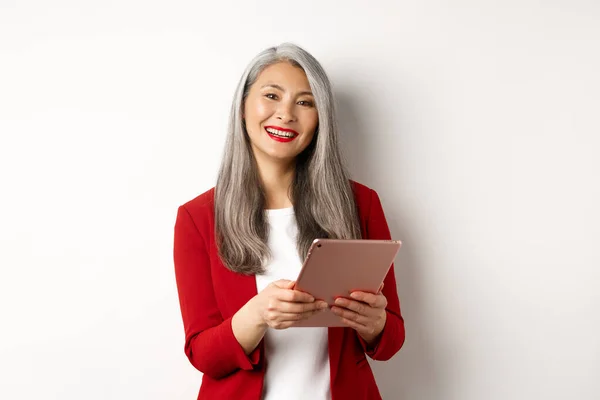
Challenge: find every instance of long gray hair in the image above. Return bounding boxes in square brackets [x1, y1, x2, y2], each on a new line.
[215, 42, 361, 275]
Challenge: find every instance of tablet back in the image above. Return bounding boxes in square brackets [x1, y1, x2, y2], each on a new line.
[293, 238, 401, 327]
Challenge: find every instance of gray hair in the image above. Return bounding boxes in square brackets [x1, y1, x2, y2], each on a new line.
[215, 42, 361, 275]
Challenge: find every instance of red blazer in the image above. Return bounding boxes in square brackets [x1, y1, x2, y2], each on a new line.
[173, 180, 405, 400]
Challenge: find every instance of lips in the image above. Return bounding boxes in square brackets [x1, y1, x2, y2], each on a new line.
[264, 125, 299, 142]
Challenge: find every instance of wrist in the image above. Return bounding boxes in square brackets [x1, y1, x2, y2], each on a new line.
[231, 298, 268, 356]
[360, 328, 382, 346]
[243, 297, 268, 330]
[361, 311, 387, 344]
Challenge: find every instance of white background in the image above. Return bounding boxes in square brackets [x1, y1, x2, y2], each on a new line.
[1, 1, 599, 399]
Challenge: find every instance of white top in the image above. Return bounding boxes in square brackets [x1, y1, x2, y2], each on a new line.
[255, 207, 331, 400]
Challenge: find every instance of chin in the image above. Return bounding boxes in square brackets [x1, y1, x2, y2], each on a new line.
[271, 153, 298, 161]
[264, 150, 299, 161]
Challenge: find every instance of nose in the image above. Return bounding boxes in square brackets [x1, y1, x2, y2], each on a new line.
[275, 101, 296, 123]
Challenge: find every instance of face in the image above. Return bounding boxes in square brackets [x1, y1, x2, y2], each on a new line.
[243, 61, 319, 164]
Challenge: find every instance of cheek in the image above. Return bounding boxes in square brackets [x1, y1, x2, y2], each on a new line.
[306, 114, 319, 136]
[301, 123, 318, 146]
[246, 98, 272, 124]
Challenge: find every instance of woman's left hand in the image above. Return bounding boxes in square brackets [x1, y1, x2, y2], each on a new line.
[330, 283, 388, 344]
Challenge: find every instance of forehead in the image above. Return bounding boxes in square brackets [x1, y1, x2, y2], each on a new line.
[255, 62, 312, 92]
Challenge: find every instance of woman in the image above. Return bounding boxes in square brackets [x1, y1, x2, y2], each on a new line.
[173, 42, 405, 400]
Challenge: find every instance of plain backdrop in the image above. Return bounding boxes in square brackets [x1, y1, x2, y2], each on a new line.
[1, 1, 599, 399]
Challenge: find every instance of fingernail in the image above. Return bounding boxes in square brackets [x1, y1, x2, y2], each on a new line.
[319, 302, 328, 309]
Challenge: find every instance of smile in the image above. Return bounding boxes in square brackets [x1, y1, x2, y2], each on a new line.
[264, 126, 299, 142]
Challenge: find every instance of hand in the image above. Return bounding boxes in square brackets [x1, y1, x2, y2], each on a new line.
[331, 283, 387, 343]
[249, 279, 328, 330]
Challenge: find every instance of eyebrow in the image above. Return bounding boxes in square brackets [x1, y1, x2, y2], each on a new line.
[261, 84, 313, 97]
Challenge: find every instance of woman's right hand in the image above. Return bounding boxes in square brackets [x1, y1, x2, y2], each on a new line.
[250, 279, 328, 330]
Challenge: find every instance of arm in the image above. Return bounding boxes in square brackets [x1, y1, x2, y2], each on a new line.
[173, 205, 262, 379]
[232, 299, 268, 354]
[356, 189, 406, 360]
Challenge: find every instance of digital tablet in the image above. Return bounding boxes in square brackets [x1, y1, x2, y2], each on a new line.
[292, 238, 402, 327]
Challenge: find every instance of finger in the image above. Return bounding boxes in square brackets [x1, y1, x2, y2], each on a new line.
[269, 320, 296, 330]
[267, 311, 313, 322]
[272, 279, 294, 289]
[285, 280, 296, 289]
[279, 288, 315, 303]
[338, 316, 376, 336]
[378, 282, 385, 293]
[285, 305, 328, 320]
[278, 300, 328, 314]
[330, 305, 372, 325]
[333, 297, 379, 317]
[265, 306, 327, 325]
[299, 307, 328, 320]
[350, 291, 387, 308]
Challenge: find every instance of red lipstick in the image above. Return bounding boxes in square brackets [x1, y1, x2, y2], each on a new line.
[264, 126, 299, 143]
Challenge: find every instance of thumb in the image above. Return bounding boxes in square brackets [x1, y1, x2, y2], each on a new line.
[285, 280, 296, 289]
[273, 279, 295, 289]
[378, 282, 385, 293]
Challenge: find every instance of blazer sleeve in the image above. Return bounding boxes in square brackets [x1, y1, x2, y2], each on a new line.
[173, 205, 261, 379]
[356, 189, 406, 360]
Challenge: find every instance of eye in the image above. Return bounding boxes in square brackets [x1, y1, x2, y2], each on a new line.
[265, 93, 278, 100]
[298, 100, 314, 107]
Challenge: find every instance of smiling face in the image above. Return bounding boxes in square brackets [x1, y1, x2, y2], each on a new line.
[243, 61, 319, 165]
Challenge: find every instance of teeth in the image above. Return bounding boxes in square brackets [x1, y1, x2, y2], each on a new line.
[266, 128, 296, 138]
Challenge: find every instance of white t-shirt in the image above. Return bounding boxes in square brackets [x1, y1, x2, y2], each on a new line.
[255, 206, 331, 400]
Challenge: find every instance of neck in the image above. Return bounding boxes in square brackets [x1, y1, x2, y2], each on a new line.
[255, 154, 296, 209]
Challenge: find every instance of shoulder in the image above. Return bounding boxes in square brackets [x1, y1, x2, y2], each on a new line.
[177, 181, 378, 219]
[180, 186, 215, 212]
[349, 179, 379, 218]
[350, 180, 391, 239]
[350, 179, 374, 198]
[176, 187, 216, 235]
